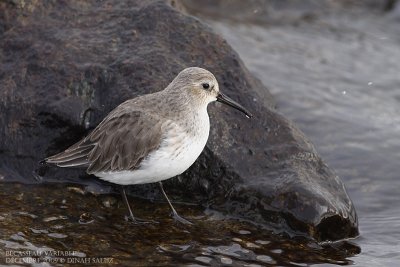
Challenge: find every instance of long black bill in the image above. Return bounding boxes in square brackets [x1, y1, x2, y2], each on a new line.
[216, 92, 253, 118]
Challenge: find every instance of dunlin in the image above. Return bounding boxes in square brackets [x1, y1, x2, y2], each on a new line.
[46, 67, 252, 224]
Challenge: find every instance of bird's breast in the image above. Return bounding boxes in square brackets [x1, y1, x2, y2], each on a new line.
[161, 110, 210, 167]
[133, 117, 209, 182]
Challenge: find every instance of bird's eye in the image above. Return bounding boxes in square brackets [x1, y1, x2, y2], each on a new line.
[202, 83, 210, 89]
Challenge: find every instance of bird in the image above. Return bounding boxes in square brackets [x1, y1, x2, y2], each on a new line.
[45, 67, 252, 224]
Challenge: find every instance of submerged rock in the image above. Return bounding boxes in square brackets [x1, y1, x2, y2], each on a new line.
[0, 0, 357, 240]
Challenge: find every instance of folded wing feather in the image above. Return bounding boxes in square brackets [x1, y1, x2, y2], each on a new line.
[46, 110, 163, 174]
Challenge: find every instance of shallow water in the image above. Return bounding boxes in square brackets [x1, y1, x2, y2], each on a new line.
[0, 183, 360, 266]
[187, 3, 400, 266]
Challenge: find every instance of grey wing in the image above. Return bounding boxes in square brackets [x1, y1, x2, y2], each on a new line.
[46, 111, 163, 174]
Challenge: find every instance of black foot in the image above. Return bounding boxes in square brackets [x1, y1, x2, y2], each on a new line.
[158, 182, 193, 225]
[124, 215, 159, 225]
[172, 212, 193, 225]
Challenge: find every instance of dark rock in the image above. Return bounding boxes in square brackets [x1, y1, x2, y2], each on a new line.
[0, 0, 358, 240]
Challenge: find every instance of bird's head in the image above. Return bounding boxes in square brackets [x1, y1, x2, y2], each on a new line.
[168, 67, 252, 118]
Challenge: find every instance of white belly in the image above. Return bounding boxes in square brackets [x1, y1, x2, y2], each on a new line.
[95, 116, 210, 185]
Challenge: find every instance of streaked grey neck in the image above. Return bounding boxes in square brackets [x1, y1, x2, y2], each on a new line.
[159, 86, 209, 133]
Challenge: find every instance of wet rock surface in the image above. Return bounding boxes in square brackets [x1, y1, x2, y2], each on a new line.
[0, 0, 357, 241]
[0, 183, 361, 266]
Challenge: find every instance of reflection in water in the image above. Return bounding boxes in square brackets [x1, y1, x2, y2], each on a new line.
[0, 183, 360, 266]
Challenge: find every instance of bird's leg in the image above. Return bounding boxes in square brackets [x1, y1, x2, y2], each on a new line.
[120, 186, 158, 224]
[120, 186, 135, 221]
[159, 182, 192, 225]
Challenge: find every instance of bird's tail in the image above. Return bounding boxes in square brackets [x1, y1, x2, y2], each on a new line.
[45, 143, 94, 168]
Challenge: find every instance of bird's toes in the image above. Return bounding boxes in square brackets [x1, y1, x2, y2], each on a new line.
[124, 215, 159, 225]
[172, 213, 193, 225]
